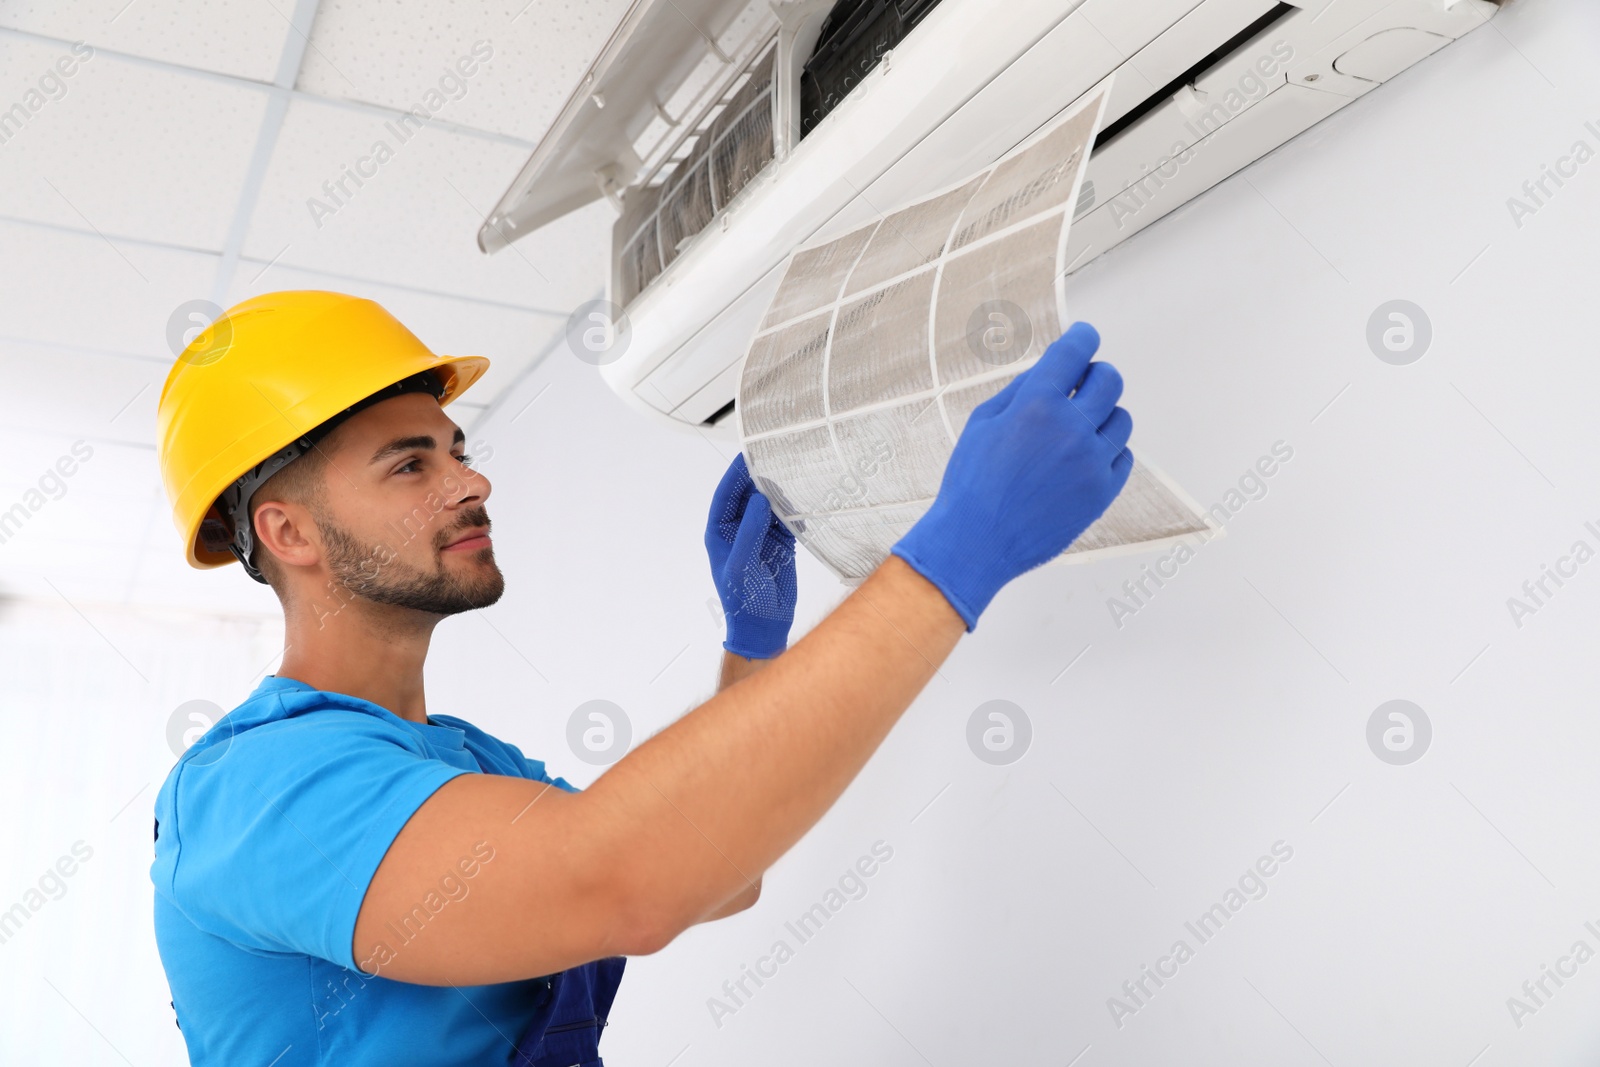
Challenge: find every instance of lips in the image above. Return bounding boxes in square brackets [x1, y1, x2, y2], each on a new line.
[443, 527, 492, 552]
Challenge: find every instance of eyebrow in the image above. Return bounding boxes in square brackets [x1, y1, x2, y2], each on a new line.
[369, 427, 466, 465]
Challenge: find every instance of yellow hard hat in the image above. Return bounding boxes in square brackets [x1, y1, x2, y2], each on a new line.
[156, 290, 489, 580]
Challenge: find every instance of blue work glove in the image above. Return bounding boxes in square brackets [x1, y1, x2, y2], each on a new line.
[705, 453, 798, 659]
[891, 322, 1134, 630]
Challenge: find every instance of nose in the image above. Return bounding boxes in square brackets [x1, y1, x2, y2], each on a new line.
[449, 454, 490, 508]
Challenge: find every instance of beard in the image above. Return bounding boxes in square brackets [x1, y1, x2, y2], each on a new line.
[319, 504, 505, 615]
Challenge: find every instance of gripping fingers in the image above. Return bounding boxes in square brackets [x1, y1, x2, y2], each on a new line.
[710, 453, 757, 542]
[1070, 361, 1123, 426]
[1024, 322, 1101, 400]
[729, 491, 774, 571]
[1098, 406, 1133, 454]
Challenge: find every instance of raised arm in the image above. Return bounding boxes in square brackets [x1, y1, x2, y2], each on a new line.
[355, 323, 1133, 985]
[694, 656, 788, 919]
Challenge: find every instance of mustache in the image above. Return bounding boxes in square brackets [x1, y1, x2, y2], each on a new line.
[438, 507, 491, 548]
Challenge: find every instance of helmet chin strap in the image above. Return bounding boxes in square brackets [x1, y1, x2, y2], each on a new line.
[207, 370, 447, 585]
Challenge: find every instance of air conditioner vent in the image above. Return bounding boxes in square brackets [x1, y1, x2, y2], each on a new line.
[474, 0, 1500, 427]
[799, 0, 946, 138]
[1092, 1, 1297, 153]
[615, 44, 778, 308]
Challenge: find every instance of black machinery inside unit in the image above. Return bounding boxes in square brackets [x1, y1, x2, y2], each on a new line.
[799, 0, 944, 138]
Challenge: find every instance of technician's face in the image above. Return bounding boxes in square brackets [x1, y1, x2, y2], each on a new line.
[317, 391, 503, 615]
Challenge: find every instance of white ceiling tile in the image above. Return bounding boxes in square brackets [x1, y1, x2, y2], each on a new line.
[0, 39, 269, 249]
[0, 437, 266, 617]
[0, 339, 162, 447]
[0, 0, 289, 82]
[119, 545, 282, 617]
[220, 263, 569, 406]
[0, 439, 160, 617]
[0, 423, 122, 486]
[490, 195, 612, 307]
[0, 541, 146, 609]
[0, 440, 154, 610]
[241, 95, 610, 307]
[0, 430, 156, 510]
[0, 218, 219, 359]
[0, 545, 276, 621]
[297, 0, 634, 142]
[0, 503, 142, 565]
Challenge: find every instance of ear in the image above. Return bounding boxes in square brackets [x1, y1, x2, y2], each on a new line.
[251, 500, 322, 572]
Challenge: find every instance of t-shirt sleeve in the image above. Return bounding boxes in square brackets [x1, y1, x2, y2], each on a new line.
[505, 741, 580, 794]
[425, 713, 581, 793]
[152, 712, 472, 970]
[524, 757, 579, 794]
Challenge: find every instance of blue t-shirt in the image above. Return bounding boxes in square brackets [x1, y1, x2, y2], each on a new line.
[151, 674, 580, 1066]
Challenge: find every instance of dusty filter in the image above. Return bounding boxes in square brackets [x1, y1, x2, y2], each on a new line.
[738, 78, 1214, 584]
[615, 46, 777, 309]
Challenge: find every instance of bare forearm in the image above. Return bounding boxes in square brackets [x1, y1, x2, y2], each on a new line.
[696, 652, 775, 920]
[718, 649, 771, 690]
[591, 555, 964, 939]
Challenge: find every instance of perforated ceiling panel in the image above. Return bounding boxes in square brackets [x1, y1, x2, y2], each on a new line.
[738, 78, 1213, 583]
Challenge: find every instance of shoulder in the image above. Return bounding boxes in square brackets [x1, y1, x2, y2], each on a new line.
[150, 705, 473, 964]
[157, 708, 441, 835]
[428, 714, 580, 792]
[180, 706, 431, 775]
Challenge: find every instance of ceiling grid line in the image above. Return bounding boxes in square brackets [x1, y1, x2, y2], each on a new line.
[207, 0, 324, 306]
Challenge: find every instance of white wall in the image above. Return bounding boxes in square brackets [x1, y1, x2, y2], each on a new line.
[0, 599, 282, 1064]
[452, 2, 1599, 1063]
[4, 0, 1598, 1063]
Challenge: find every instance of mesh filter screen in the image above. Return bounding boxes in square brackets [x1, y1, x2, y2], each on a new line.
[828, 269, 938, 409]
[710, 50, 776, 209]
[933, 217, 1062, 383]
[950, 102, 1102, 250]
[786, 505, 928, 581]
[844, 178, 984, 295]
[739, 314, 832, 436]
[657, 144, 715, 268]
[760, 226, 875, 330]
[615, 183, 663, 307]
[739, 78, 1213, 583]
[614, 44, 777, 309]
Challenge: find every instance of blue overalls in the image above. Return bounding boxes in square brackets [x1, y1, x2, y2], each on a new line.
[513, 956, 627, 1067]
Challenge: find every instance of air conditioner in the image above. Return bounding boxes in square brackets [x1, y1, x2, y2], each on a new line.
[478, 0, 1499, 428]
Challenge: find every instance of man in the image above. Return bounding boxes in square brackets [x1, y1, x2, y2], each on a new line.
[152, 290, 1132, 1065]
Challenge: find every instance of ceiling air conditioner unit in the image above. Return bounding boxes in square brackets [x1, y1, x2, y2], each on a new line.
[478, 0, 1499, 428]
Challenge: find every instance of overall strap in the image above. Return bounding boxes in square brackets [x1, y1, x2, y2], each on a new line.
[513, 957, 628, 1067]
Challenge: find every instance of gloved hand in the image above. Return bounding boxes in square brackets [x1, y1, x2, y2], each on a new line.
[891, 322, 1133, 630]
[705, 453, 798, 659]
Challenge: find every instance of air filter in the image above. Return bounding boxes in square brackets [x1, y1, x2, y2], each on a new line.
[738, 79, 1214, 584]
[615, 46, 778, 309]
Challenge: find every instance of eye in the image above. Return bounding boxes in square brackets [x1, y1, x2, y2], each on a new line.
[394, 453, 471, 475]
